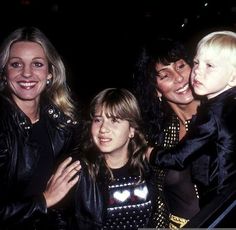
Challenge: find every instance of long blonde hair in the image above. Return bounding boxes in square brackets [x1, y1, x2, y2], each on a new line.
[0, 26, 77, 119]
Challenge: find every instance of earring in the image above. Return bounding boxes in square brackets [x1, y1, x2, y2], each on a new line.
[2, 77, 7, 86]
[46, 79, 50, 85]
[158, 96, 162, 102]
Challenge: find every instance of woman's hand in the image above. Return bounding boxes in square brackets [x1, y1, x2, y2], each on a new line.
[43, 157, 81, 208]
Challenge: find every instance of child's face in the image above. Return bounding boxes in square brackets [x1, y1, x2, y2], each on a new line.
[91, 108, 135, 156]
[191, 48, 234, 99]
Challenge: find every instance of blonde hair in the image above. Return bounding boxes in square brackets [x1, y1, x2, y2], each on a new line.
[0, 26, 77, 119]
[197, 30, 236, 69]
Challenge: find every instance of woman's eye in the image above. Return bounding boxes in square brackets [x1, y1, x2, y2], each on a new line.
[10, 62, 22, 68]
[177, 63, 185, 71]
[33, 62, 44, 68]
[157, 73, 169, 80]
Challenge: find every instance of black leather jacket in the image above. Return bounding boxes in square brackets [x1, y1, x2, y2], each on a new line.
[0, 95, 79, 230]
[150, 87, 236, 207]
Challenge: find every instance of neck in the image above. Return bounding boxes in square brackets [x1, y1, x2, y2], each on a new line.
[14, 98, 40, 123]
[169, 100, 200, 125]
[105, 153, 129, 169]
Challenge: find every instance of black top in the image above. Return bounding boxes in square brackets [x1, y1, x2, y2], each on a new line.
[162, 115, 199, 219]
[103, 163, 152, 229]
[151, 87, 236, 207]
[24, 116, 54, 196]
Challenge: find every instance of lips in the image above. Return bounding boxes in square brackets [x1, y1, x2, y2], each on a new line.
[176, 83, 189, 93]
[98, 137, 112, 143]
[18, 81, 37, 89]
[192, 79, 202, 88]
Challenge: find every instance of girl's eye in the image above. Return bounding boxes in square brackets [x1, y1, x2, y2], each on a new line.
[93, 117, 102, 123]
[111, 117, 119, 123]
[193, 60, 199, 66]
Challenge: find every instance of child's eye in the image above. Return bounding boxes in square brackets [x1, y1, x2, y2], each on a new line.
[111, 117, 119, 123]
[93, 117, 102, 123]
[193, 60, 199, 66]
[206, 63, 213, 68]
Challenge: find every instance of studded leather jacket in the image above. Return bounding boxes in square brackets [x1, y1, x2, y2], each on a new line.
[0, 95, 79, 230]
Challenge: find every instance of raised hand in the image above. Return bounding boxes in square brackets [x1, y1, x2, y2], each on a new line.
[43, 157, 81, 208]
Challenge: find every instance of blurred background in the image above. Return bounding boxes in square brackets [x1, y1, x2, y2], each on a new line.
[1, 0, 236, 111]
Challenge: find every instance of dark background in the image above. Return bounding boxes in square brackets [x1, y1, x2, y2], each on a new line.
[1, 0, 236, 111]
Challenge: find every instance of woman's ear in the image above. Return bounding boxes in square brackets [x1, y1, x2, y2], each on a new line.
[156, 89, 162, 98]
[156, 89, 163, 101]
[47, 73, 53, 80]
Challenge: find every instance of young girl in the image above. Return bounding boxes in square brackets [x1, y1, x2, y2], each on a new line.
[70, 88, 169, 229]
[149, 30, 236, 209]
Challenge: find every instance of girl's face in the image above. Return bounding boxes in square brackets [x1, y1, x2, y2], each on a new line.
[155, 59, 194, 105]
[91, 108, 134, 156]
[5, 41, 52, 106]
[191, 48, 234, 99]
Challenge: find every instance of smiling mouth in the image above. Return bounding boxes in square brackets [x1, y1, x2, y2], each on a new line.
[176, 83, 189, 93]
[18, 81, 37, 89]
[99, 137, 111, 143]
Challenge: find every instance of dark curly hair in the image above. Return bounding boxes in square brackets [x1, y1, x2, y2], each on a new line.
[132, 37, 192, 146]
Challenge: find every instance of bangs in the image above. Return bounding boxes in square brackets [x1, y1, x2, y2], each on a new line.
[100, 102, 127, 120]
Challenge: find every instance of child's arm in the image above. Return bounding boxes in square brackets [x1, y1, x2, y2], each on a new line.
[149, 109, 217, 170]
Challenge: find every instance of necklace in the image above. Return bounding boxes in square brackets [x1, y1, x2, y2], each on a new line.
[32, 118, 40, 124]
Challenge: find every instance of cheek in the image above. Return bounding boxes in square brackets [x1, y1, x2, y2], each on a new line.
[157, 80, 173, 95]
[91, 125, 97, 136]
[183, 68, 191, 80]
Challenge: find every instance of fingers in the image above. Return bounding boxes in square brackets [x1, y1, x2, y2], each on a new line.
[43, 159, 81, 208]
[54, 157, 73, 176]
[67, 173, 80, 190]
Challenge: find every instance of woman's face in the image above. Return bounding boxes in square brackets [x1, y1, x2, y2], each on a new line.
[155, 59, 194, 105]
[5, 41, 52, 106]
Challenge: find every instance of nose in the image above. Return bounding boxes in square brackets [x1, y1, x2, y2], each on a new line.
[22, 65, 32, 78]
[174, 71, 184, 83]
[99, 121, 110, 133]
[192, 64, 202, 80]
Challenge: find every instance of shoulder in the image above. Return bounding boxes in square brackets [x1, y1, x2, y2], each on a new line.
[41, 103, 79, 128]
